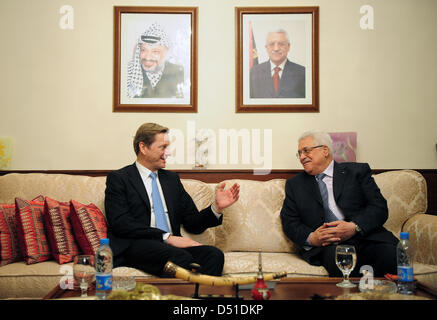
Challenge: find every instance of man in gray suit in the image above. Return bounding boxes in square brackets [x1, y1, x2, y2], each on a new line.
[250, 29, 305, 99]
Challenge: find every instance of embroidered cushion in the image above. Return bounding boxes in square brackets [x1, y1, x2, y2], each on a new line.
[15, 196, 52, 264]
[70, 199, 107, 256]
[43, 197, 81, 264]
[0, 203, 22, 266]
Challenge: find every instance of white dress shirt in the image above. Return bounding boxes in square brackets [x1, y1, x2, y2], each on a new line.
[136, 162, 173, 240]
[305, 160, 345, 248]
[269, 59, 287, 78]
[319, 160, 345, 221]
[135, 161, 222, 242]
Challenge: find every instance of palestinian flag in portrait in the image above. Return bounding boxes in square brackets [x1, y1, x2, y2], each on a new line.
[249, 21, 258, 69]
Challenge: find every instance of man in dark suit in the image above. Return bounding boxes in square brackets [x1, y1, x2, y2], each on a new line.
[105, 123, 240, 276]
[250, 29, 305, 99]
[280, 131, 398, 277]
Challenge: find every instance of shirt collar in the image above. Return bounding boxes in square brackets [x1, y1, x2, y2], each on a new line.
[135, 161, 155, 178]
[322, 160, 335, 178]
[270, 59, 287, 72]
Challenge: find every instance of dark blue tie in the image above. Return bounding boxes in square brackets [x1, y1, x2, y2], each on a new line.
[315, 173, 338, 222]
[150, 172, 170, 232]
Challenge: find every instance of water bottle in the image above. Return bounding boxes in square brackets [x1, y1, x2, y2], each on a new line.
[397, 232, 415, 294]
[95, 238, 113, 299]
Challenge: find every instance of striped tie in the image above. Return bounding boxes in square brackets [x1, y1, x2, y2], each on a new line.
[150, 172, 170, 232]
[315, 173, 338, 222]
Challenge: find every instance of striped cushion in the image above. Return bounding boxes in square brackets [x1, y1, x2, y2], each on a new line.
[43, 197, 81, 264]
[70, 199, 107, 256]
[0, 203, 22, 266]
[15, 196, 52, 264]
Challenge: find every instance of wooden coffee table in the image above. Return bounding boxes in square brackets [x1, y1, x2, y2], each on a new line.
[43, 277, 437, 300]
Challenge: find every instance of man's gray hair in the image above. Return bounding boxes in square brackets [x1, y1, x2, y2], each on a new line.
[266, 28, 290, 44]
[299, 131, 333, 155]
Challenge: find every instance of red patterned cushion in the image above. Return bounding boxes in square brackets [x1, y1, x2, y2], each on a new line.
[43, 197, 81, 264]
[0, 203, 22, 266]
[70, 200, 107, 256]
[0, 196, 45, 266]
[15, 196, 52, 264]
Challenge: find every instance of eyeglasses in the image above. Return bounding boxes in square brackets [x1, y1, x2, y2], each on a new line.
[266, 41, 289, 49]
[296, 145, 324, 158]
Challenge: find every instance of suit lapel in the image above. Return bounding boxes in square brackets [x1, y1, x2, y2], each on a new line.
[261, 62, 275, 96]
[303, 172, 323, 206]
[302, 172, 325, 223]
[127, 163, 151, 211]
[333, 162, 347, 203]
[278, 59, 290, 95]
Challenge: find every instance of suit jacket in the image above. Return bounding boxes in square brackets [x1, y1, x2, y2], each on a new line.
[137, 61, 184, 98]
[104, 163, 222, 261]
[250, 59, 305, 98]
[280, 162, 397, 264]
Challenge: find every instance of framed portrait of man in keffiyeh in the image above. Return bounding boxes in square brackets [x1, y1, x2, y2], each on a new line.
[113, 7, 197, 112]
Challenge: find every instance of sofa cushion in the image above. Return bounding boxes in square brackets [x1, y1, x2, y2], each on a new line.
[0, 261, 154, 299]
[43, 197, 81, 264]
[414, 263, 437, 294]
[0, 173, 107, 216]
[15, 197, 52, 265]
[180, 179, 216, 246]
[1, 195, 48, 266]
[214, 179, 298, 253]
[0, 261, 69, 299]
[223, 251, 328, 276]
[403, 213, 437, 265]
[373, 170, 427, 237]
[70, 199, 107, 256]
[0, 203, 23, 266]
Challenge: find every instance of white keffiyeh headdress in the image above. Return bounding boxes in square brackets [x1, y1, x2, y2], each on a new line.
[127, 23, 171, 98]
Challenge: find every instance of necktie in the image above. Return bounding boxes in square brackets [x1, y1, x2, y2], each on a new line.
[150, 172, 170, 232]
[273, 66, 280, 93]
[315, 173, 338, 222]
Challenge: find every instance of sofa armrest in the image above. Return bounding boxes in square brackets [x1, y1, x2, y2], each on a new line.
[403, 213, 437, 265]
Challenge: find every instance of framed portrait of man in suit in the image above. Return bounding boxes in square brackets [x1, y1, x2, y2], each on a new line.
[235, 7, 319, 113]
[113, 6, 198, 112]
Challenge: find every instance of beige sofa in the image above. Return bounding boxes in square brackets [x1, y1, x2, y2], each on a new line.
[1, 169, 436, 299]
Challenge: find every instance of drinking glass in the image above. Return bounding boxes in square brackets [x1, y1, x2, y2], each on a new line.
[73, 255, 95, 297]
[335, 245, 357, 288]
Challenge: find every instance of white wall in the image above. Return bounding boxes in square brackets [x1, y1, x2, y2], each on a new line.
[1, 0, 436, 171]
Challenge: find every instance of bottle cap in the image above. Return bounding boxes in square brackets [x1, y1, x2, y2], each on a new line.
[400, 232, 409, 240]
[100, 238, 109, 245]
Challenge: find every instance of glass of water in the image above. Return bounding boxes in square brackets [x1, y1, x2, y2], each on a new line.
[335, 245, 357, 288]
[73, 255, 95, 297]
